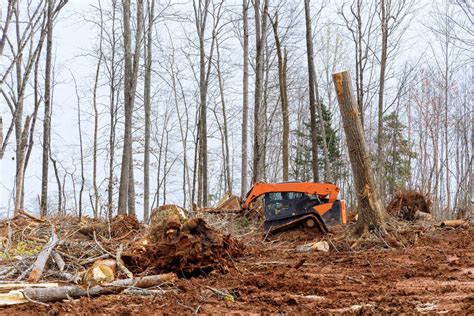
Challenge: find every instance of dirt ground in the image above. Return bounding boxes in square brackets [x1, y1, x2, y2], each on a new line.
[1, 225, 473, 315]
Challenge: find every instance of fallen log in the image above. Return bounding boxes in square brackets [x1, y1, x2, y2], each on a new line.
[27, 230, 59, 283]
[439, 220, 468, 228]
[21, 273, 176, 303]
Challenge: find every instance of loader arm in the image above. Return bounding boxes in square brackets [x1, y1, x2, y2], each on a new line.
[242, 182, 340, 209]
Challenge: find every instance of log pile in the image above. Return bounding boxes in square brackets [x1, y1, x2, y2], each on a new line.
[387, 190, 432, 221]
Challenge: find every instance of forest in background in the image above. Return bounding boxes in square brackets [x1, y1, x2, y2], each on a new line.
[0, 0, 472, 222]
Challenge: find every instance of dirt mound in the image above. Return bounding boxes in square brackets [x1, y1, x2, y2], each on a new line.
[387, 190, 432, 220]
[123, 217, 243, 277]
[110, 215, 142, 239]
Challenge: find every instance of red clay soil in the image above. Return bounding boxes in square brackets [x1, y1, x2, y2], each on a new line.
[1, 226, 473, 315]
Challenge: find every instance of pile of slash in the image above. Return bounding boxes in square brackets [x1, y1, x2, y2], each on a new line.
[0, 208, 243, 306]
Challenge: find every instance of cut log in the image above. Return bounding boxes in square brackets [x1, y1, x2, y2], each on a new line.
[27, 231, 59, 283]
[21, 273, 176, 303]
[439, 220, 468, 228]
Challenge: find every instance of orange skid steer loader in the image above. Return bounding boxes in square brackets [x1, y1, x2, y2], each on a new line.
[242, 181, 347, 234]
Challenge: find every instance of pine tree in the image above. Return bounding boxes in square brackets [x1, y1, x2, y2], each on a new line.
[380, 112, 416, 197]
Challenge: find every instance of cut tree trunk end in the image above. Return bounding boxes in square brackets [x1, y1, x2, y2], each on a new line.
[332, 70, 386, 237]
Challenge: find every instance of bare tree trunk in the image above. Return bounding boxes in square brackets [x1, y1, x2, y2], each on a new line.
[143, 0, 155, 223]
[91, 2, 105, 219]
[271, 15, 289, 181]
[194, 0, 211, 206]
[14, 116, 31, 214]
[73, 77, 85, 220]
[376, 0, 388, 203]
[107, 0, 119, 221]
[252, 0, 269, 184]
[118, 0, 143, 215]
[40, 0, 54, 217]
[215, 37, 232, 193]
[333, 71, 386, 236]
[304, 0, 319, 182]
[241, 0, 249, 196]
[128, 153, 135, 216]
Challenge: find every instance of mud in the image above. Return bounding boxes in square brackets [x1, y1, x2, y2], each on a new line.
[1, 225, 472, 314]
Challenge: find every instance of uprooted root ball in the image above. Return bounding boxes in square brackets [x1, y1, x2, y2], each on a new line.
[122, 217, 243, 277]
[387, 190, 432, 221]
[110, 215, 142, 239]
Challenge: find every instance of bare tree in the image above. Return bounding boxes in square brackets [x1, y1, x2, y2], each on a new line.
[241, 0, 249, 196]
[270, 14, 289, 181]
[252, 0, 269, 183]
[304, 0, 320, 182]
[40, 0, 55, 217]
[143, 0, 155, 223]
[117, 0, 144, 215]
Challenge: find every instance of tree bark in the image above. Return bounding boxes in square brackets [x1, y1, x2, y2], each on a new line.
[304, 0, 319, 182]
[241, 0, 249, 196]
[252, 0, 269, 184]
[40, 0, 54, 217]
[332, 71, 386, 236]
[21, 273, 176, 303]
[14, 116, 31, 214]
[271, 15, 289, 181]
[143, 0, 155, 223]
[118, 0, 143, 215]
[376, 0, 388, 203]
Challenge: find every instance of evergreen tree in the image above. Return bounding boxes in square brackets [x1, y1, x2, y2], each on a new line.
[381, 112, 416, 196]
[292, 103, 343, 183]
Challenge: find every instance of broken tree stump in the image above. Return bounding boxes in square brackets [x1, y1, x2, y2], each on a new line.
[332, 71, 386, 235]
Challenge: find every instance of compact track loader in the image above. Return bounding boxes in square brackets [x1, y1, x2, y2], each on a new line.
[242, 181, 347, 234]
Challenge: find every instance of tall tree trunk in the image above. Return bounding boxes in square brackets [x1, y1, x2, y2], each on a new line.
[304, 0, 319, 182]
[241, 0, 249, 196]
[107, 0, 118, 221]
[143, 0, 155, 223]
[40, 0, 54, 217]
[271, 15, 289, 181]
[216, 38, 232, 193]
[252, 0, 269, 184]
[333, 71, 386, 236]
[92, 46, 102, 219]
[376, 0, 388, 203]
[118, 0, 143, 215]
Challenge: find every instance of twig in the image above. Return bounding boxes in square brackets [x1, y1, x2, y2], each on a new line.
[116, 244, 133, 278]
[79, 253, 110, 266]
[93, 231, 115, 258]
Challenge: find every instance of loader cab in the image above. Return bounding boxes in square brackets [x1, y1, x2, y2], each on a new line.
[262, 191, 342, 234]
[263, 192, 329, 221]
